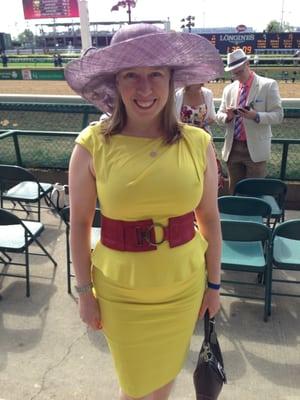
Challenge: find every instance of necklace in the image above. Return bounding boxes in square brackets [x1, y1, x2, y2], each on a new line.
[149, 138, 164, 158]
[149, 150, 158, 157]
[121, 131, 163, 157]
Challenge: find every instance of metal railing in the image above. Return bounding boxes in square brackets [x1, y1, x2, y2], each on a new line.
[1, 100, 299, 133]
[0, 129, 299, 181]
[0, 101, 100, 131]
[0, 97, 299, 180]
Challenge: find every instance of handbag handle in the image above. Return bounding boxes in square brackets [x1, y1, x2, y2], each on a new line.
[204, 310, 216, 343]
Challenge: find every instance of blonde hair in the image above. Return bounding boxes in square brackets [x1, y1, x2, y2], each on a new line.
[101, 76, 182, 144]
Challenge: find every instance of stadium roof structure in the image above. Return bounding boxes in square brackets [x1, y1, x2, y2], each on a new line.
[187, 27, 254, 34]
[36, 20, 168, 27]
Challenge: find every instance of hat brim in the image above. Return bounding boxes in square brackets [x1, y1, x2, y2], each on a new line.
[224, 56, 250, 72]
[65, 31, 224, 113]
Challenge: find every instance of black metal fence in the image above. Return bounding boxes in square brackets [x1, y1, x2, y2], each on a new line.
[0, 102, 100, 131]
[0, 101, 299, 180]
[0, 129, 299, 181]
[1, 101, 300, 135]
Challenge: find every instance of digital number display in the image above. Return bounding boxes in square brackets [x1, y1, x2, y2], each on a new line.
[226, 45, 253, 54]
[200, 32, 300, 54]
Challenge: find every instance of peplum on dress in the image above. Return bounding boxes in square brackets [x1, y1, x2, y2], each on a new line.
[75, 122, 211, 398]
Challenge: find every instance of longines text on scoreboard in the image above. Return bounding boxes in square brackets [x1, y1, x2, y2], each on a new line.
[200, 32, 300, 54]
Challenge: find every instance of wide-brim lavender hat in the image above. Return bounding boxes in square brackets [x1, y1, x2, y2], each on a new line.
[65, 23, 224, 113]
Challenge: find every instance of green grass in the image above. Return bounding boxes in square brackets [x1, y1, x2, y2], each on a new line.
[0, 107, 299, 178]
[0, 125, 299, 178]
[212, 118, 300, 139]
[0, 63, 61, 68]
[0, 134, 75, 169]
[1, 109, 299, 138]
[1, 64, 299, 79]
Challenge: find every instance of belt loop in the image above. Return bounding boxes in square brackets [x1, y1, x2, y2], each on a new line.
[135, 226, 145, 246]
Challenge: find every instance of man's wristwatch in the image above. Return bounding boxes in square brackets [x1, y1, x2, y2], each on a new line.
[254, 113, 260, 123]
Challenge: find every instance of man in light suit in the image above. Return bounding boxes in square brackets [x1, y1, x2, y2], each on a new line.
[216, 49, 283, 193]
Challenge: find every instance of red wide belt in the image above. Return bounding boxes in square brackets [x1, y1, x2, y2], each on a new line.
[101, 211, 195, 252]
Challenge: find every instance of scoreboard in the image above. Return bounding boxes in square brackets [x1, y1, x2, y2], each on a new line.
[199, 32, 300, 54]
[23, 0, 79, 19]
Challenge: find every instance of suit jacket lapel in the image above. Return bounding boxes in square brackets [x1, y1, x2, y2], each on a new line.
[247, 74, 260, 106]
[232, 81, 240, 108]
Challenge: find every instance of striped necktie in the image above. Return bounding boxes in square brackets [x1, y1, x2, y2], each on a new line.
[234, 84, 247, 140]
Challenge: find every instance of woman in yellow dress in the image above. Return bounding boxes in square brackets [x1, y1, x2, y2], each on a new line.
[65, 23, 224, 400]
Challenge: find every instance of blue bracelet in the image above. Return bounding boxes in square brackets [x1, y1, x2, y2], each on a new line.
[207, 281, 221, 290]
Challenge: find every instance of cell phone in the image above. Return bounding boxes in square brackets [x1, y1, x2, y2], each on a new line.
[242, 105, 251, 111]
[233, 105, 251, 115]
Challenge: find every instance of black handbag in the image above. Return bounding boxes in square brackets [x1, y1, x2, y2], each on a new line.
[193, 311, 227, 400]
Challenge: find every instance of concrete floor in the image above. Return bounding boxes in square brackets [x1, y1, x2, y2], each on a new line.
[0, 208, 299, 400]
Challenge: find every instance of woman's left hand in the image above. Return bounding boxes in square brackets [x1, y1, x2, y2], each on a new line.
[198, 288, 220, 319]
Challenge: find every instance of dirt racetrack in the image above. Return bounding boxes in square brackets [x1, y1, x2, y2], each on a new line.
[1, 80, 300, 98]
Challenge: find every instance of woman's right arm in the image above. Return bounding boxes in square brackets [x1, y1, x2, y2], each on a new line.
[175, 87, 184, 119]
[69, 144, 102, 330]
[205, 88, 216, 124]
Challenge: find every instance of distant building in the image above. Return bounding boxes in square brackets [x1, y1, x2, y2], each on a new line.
[6, 22, 300, 56]
[35, 20, 168, 50]
[0, 32, 12, 52]
[185, 27, 254, 34]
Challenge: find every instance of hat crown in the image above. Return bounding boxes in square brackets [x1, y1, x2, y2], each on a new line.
[65, 23, 224, 114]
[227, 49, 247, 66]
[111, 23, 163, 45]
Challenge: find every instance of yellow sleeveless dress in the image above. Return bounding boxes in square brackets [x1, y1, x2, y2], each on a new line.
[75, 122, 210, 398]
